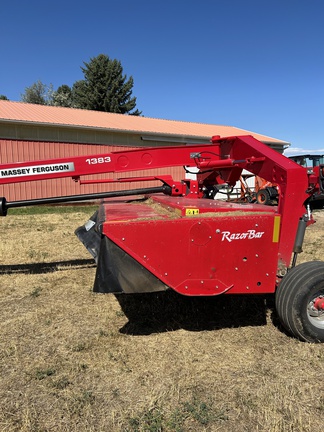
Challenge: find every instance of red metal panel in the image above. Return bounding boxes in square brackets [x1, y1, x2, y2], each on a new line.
[101, 197, 280, 295]
[0, 139, 184, 201]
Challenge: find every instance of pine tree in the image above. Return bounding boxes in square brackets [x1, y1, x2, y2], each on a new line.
[72, 54, 141, 115]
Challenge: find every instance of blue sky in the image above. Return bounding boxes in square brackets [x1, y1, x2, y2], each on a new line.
[1, 0, 323, 154]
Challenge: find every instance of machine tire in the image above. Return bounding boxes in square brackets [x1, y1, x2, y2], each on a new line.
[256, 189, 271, 205]
[275, 261, 324, 342]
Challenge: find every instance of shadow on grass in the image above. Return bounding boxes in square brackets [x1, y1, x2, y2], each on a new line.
[0, 259, 96, 275]
[266, 295, 296, 340]
[116, 290, 275, 335]
[0, 260, 282, 336]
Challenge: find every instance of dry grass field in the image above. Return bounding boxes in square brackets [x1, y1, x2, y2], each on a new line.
[1, 205, 324, 432]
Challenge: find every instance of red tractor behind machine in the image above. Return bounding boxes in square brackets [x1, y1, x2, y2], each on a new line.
[1, 135, 324, 342]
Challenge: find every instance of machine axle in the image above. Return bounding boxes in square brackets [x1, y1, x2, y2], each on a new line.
[0, 185, 171, 216]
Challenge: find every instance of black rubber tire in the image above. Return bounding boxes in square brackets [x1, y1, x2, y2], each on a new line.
[275, 261, 324, 342]
[256, 189, 271, 205]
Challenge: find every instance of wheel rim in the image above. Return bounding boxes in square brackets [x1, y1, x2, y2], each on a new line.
[257, 193, 266, 204]
[257, 190, 270, 205]
[307, 291, 324, 329]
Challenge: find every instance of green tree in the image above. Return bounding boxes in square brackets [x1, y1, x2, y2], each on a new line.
[0, 95, 9, 100]
[52, 85, 73, 107]
[72, 54, 141, 115]
[21, 80, 54, 105]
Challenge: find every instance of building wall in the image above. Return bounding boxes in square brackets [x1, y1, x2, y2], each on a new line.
[1, 122, 209, 147]
[0, 139, 185, 201]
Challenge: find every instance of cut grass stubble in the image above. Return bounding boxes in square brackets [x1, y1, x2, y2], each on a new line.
[0, 206, 324, 431]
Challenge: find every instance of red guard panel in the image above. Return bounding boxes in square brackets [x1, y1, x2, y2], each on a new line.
[101, 197, 279, 295]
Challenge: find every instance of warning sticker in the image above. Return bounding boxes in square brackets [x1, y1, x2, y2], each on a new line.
[185, 208, 199, 216]
[0, 162, 75, 178]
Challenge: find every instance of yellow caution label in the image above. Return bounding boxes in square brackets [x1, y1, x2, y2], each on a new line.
[185, 208, 199, 216]
[272, 215, 281, 242]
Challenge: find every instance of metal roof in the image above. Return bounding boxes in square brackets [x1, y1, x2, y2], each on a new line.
[0, 100, 289, 145]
